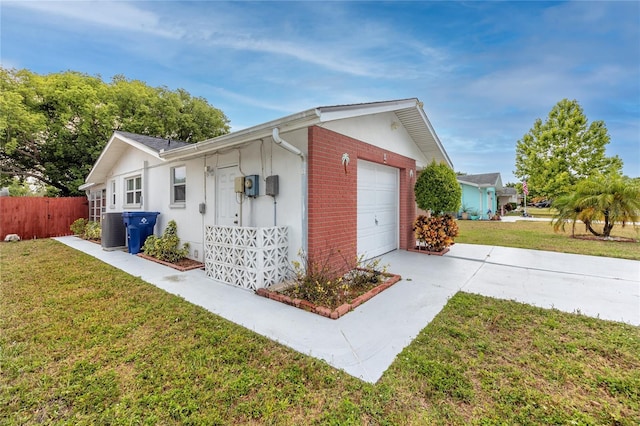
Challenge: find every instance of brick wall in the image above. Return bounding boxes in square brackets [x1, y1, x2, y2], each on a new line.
[307, 126, 416, 273]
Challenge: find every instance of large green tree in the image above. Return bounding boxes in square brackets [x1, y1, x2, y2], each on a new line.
[514, 99, 622, 199]
[0, 68, 230, 196]
[552, 173, 640, 238]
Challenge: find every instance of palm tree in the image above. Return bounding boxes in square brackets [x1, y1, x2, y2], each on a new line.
[552, 173, 640, 238]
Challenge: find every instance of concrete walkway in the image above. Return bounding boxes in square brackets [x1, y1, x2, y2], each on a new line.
[54, 236, 639, 383]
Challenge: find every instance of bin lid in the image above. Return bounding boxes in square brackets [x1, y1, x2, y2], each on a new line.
[122, 211, 160, 217]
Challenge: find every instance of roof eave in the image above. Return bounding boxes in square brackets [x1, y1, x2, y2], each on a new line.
[84, 132, 164, 185]
[416, 105, 453, 169]
[160, 108, 321, 161]
[317, 98, 418, 121]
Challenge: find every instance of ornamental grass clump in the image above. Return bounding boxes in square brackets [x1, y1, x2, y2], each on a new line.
[142, 220, 190, 263]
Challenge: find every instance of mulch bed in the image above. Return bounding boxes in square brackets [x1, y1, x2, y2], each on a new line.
[137, 253, 205, 271]
[256, 272, 402, 320]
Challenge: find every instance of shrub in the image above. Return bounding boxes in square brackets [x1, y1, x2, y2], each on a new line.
[84, 221, 101, 240]
[142, 220, 190, 263]
[70, 218, 100, 240]
[414, 160, 461, 215]
[413, 214, 459, 252]
[70, 218, 88, 236]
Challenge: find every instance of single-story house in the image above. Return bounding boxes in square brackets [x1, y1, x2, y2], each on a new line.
[458, 172, 514, 219]
[81, 98, 453, 289]
[499, 187, 520, 208]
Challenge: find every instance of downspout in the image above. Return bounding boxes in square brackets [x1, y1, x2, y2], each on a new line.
[272, 127, 307, 254]
[143, 160, 149, 211]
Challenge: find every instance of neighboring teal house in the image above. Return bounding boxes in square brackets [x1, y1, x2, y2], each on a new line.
[457, 173, 508, 219]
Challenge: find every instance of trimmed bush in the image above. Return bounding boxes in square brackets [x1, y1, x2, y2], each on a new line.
[70, 218, 88, 236]
[142, 220, 190, 263]
[70, 218, 100, 240]
[414, 160, 461, 215]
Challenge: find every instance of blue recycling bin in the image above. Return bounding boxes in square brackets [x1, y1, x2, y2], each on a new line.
[122, 211, 160, 254]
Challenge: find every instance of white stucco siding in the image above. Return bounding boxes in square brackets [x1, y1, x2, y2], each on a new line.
[200, 130, 306, 258]
[98, 130, 307, 263]
[144, 156, 207, 261]
[100, 146, 208, 261]
[323, 112, 429, 166]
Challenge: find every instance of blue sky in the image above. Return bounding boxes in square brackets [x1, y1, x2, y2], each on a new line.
[2, 1, 638, 182]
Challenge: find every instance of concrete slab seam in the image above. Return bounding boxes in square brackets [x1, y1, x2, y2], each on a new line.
[340, 329, 370, 381]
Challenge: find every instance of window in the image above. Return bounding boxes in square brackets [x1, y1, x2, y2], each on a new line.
[89, 189, 106, 222]
[125, 175, 142, 206]
[110, 180, 116, 208]
[171, 166, 186, 204]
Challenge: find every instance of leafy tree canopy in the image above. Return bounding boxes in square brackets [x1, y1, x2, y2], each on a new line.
[0, 68, 230, 196]
[414, 160, 461, 215]
[514, 99, 622, 199]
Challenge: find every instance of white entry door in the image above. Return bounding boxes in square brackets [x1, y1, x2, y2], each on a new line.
[216, 165, 240, 226]
[357, 160, 399, 258]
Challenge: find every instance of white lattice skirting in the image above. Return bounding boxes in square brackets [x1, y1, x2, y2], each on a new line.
[204, 226, 289, 290]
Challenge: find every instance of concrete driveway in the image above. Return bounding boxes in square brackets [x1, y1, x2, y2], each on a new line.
[54, 237, 639, 383]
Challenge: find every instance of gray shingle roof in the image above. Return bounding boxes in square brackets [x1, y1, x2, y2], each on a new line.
[115, 131, 191, 152]
[457, 172, 500, 186]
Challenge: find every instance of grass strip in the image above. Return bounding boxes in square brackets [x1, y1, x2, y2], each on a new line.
[456, 220, 640, 260]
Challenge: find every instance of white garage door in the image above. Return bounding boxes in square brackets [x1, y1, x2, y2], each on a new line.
[357, 160, 398, 259]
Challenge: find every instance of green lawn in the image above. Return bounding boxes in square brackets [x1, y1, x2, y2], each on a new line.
[456, 219, 640, 260]
[2, 239, 639, 425]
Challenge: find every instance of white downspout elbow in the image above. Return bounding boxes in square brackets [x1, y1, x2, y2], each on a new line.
[272, 127, 307, 254]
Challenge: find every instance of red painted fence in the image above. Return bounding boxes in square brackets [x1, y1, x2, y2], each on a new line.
[0, 197, 89, 240]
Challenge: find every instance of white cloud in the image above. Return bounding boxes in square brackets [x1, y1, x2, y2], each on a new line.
[4, 0, 179, 38]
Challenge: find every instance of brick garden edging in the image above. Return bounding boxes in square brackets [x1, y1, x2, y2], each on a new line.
[408, 247, 450, 256]
[256, 273, 402, 320]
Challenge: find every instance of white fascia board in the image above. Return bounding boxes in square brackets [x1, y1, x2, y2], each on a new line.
[78, 182, 96, 191]
[84, 132, 120, 185]
[84, 132, 163, 185]
[115, 132, 166, 158]
[458, 179, 494, 189]
[458, 179, 480, 188]
[160, 108, 321, 161]
[317, 98, 418, 122]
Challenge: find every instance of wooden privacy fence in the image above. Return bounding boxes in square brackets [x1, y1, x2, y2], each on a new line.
[0, 197, 89, 240]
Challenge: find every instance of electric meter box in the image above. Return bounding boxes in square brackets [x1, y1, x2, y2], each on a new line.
[244, 175, 259, 197]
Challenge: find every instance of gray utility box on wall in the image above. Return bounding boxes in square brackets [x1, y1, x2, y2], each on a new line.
[101, 212, 127, 250]
[266, 175, 279, 196]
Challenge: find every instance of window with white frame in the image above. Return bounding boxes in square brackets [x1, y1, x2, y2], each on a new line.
[125, 175, 142, 206]
[89, 189, 106, 222]
[110, 180, 116, 208]
[171, 166, 186, 204]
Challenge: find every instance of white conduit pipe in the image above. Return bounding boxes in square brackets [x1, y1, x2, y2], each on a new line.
[272, 127, 307, 254]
